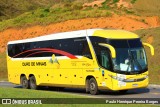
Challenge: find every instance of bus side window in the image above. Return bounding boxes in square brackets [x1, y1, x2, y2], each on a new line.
[15, 44, 24, 57]
[8, 44, 15, 57]
[94, 46, 111, 70]
[82, 42, 92, 59]
[101, 50, 110, 70]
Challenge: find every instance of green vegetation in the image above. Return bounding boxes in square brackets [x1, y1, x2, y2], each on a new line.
[112, 0, 119, 4]
[0, 0, 93, 21]
[124, 9, 135, 14]
[0, 0, 56, 21]
[131, 0, 137, 4]
[1, 0, 160, 31]
[134, 27, 160, 84]
[133, 0, 160, 16]
[0, 52, 7, 81]
[0, 0, 97, 22]
[0, 87, 85, 98]
[0, 6, 112, 31]
[0, 87, 158, 107]
[101, 0, 110, 10]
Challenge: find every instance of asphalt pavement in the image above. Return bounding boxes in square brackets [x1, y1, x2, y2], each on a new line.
[0, 81, 160, 98]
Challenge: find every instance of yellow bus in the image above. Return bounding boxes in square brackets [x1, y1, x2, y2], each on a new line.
[7, 29, 154, 95]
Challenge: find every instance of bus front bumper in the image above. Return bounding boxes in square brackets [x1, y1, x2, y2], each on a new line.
[111, 76, 149, 91]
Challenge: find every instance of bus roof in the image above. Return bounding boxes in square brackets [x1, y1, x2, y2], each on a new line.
[8, 29, 139, 44]
[93, 30, 139, 39]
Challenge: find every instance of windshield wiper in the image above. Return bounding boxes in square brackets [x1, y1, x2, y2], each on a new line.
[130, 51, 142, 71]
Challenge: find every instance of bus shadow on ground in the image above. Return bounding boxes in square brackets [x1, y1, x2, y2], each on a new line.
[14, 85, 150, 96]
[13, 84, 150, 96]
[60, 88, 150, 96]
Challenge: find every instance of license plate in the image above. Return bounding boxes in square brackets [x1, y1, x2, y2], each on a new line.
[132, 84, 138, 87]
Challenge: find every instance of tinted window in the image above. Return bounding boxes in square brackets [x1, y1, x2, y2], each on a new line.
[89, 36, 107, 46]
[90, 36, 112, 70]
[8, 37, 92, 59]
[93, 45, 112, 70]
[108, 39, 143, 48]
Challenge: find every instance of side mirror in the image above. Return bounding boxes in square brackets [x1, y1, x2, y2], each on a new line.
[142, 42, 154, 56]
[98, 43, 116, 58]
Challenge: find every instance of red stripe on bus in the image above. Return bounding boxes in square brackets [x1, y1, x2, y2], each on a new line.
[24, 50, 55, 58]
[12, 48, 78, 59]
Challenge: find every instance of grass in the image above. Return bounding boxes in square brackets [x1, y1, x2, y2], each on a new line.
[0, 0, 113, 31]
[0, 87, 158, 107]
[124, 9, 135, 14]
[131, 0, 137, 4]
[133, 0, 160, 16]
[0, 0, 57, 21]
[0, 52, 7, 81]
[0, 7, 112, 31]
[0, 87, 85, 98]
[1, 0, 160, 31]
[0, 0, 97, 21]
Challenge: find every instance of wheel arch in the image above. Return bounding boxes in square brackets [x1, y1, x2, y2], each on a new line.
[20, 74, 27, 81]
[86, 75, 96, 83]
[29, 74, 34, 78]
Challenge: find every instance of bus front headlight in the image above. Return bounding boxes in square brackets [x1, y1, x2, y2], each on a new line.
[109, 75, 125, 81]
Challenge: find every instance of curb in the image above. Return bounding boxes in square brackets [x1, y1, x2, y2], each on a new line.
[148, 84, 160, 88]
[0, 81, 8, 83]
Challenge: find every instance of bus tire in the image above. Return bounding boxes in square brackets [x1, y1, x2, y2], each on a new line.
[20, 76, 29, 89]
[89, 78, 99, 95]
[86, 79, 90, 93]
[29, 76, 38, 90]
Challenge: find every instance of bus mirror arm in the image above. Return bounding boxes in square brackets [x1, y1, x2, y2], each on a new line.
[98, 43, 116, 58]
[142, 42, 154, 56]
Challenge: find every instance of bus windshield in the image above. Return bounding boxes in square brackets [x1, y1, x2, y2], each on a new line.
[109, 39, 147, 74]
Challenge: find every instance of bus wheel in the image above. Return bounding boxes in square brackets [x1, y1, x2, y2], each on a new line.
[29, 76, 38, 90]
[20, 76, 29, 89]
[86, 79, 90, 93]
[89, 78, 99, 95]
